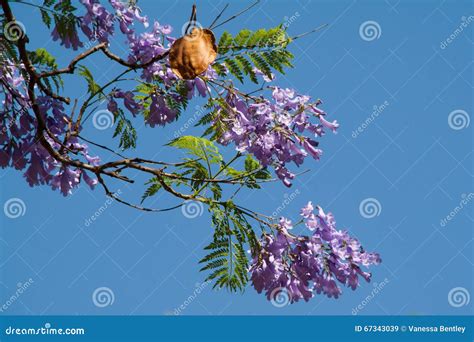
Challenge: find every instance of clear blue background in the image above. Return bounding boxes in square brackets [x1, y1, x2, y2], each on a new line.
[0, 0, 472, 316]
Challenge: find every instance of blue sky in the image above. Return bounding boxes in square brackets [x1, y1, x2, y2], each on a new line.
[0, 0, 472, 316]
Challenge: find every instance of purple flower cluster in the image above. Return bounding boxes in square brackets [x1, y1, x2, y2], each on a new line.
[126, 21, 170, 66]
[52, 0, 149, 50]
[146, 67, 214, 127]
[80, 0, 115, 43]
[110, 0, 149, 36]
[0, 60, 29, 110]
[49, 1, 214, 128]
[107, 88, 142, 116]
[4, 1, 341, 195]
[250, 202, 381, 303]
[217, 87, 339, 186]
[3, 0, 199, 195]
[2, 1, 381, 304]
[0, 62, 99, 196]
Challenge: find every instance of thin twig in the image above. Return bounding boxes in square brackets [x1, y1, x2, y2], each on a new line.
[208, 3, 229, 29]
[211, 0, 260, 30]
[290, 24, 329, 41]
[96, 173, 183, 212]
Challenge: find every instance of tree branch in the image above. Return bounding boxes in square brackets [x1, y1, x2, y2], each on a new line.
[0, 0, 278, 230]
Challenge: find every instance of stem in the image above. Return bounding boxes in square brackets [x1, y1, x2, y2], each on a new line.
[0, 0, 301, 234]
[193, 152, 241, 196]
[211, 0, 260, 30]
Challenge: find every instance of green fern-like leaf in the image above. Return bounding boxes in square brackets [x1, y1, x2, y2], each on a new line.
[168, 136, 223, 164]
[235, 55, 258, 83]
[249, 52, 272, 78]
[218, 31, 233, 54]
[141, 178, 162, 203]
[215, 27, 294, 83]
[78, 65, 100, 94]
[233, 29, 252, 46]
[212, 63, 227, 77]
[113, 108, 137, 150]
[40, 9, 52, 28]
[224, 59, 244, 83]
[199, 203, 260, 292]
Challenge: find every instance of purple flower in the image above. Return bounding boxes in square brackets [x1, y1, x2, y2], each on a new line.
[302, 138, 322, 160]
[300, 201, 314, 218]
[250, 203, 380, 303]
[82, 171, 98, 189]
[107, 98, 118, 113]
[146, 93, 178, 127]
[113, 90, 141, 116]
[51, 167, 81, 196]
[279, 217, 293, 230]
[319, 115, 339, 133]
[80, 0, 115, 43]
[51, 26, 83, 50]
[253, 67, 275, 82]
[212, 86, 338, 186]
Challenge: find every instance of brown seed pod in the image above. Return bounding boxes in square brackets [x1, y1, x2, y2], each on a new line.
[169, 27, 218, 80]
